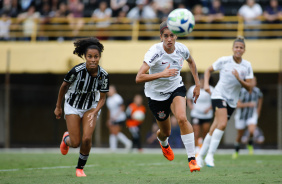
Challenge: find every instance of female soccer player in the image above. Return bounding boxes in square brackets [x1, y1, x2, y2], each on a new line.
[136, 21, 201, 173]
[187, 74, 214, 156]
[196, 36, 254, 167]
[54, 37, 109, 177]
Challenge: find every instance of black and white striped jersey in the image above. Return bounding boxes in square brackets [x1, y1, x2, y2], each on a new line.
[64, 63, 109, 110]
[236, 87, 263, 120]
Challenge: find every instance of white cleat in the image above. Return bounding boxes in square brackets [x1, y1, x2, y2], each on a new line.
[196, 156, 205, 168]
[205, 154, 215, 167]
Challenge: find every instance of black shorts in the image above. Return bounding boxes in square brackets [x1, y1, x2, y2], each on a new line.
[148, 86, 186, 121]
[191, 117, 212, 125]
[111, 120, 125, 126]
[211, 99, 235, 120]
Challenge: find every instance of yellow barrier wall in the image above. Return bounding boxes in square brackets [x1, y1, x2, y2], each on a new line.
[0, 40, 281, 74]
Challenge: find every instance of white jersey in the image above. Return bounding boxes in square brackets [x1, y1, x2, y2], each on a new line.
[211, 56, 254, 108]
[106, 93, 126, 122]
[144, 42, 190, 101]
[187, 85, 214, 119]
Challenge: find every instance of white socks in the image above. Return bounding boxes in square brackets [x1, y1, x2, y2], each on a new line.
[181, 133, 195, 158]
[117, 132, 131, 146]
[157, 137, 168, 147]
[109, 134, 117, 150]
[207, 129, 224, 156]
[198, 133, 212, 157]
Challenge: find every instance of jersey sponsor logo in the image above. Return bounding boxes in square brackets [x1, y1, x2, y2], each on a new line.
[222, 100, 227, 107]
[162, 62, 168, 64]
[160, 91, 172, 96]
[157, 111, 166, 119]
[149, 54, 159, 63]
[172, 60, 178, 65]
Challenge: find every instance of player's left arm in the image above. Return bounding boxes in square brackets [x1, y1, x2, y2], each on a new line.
[232, 70, 253, 92]
[257, 96, 263, 118]
[187, 55, 200, 103]
[88, 92, 107, 122]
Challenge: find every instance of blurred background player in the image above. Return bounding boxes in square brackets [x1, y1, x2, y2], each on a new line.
[126, 94, 146, 152]
[136, 20, 201, 173]
[233, 76, 263, 158]
[106, 85, 132, 151]
[54, 37, 109, 177]
[187, 74, 214, 156]
[196, 36, 254, 168]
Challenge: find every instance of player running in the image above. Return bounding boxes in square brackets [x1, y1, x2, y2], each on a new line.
[196, 36, 254, 167]
[136, 20, 201, 173]
[54, 37, 109, 177]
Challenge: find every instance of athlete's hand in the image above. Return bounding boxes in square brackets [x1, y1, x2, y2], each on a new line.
[232, 69, 240, 80]
[54, 107, 62, 119]
[204, 83, 211, 95]
[87, 109, 98, 127]
[193, 85, 200, 103]
[162, 64, 179, 78]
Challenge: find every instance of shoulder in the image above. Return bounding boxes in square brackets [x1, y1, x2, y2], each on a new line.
[215, 56, 232, 63]
[148, 43, 163, 52]
[241, 59, 252, 67]
[99, 66, 109, 76]
[69, 63, 86, 74]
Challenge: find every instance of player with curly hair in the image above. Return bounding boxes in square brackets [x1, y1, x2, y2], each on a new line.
[54, 37, 109, 177]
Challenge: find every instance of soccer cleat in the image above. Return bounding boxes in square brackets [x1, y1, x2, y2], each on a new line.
[232, 152, 238, 159]
[205, 154, 215, 167]
[247, 145, 254, 155]
[196, 156, 205, 168]
[76, 168, 87, 177]
[60, 131, 69, 155]
[189, 160, 201, 173]
[159, 143, 174, 161]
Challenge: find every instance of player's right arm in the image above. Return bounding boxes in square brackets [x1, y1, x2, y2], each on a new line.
[204, 66, 214, 94]
[54, 81, 71, 119]
[135, 62, 178, 83]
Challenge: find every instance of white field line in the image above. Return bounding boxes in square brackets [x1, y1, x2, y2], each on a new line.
[0, 164, 98, 172]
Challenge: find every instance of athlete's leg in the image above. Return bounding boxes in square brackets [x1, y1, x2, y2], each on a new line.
[170, 96, 200, 172]
[193, 124, 201, 147]
[65, 114, 82, 147]
[74, 110, 97, 176]
[247, 124, 256, 154]
[108, 123, 120, 150]
[205, 108, 228, 167]
[202, 122, 211, 138]
[156, 117, 171, 143]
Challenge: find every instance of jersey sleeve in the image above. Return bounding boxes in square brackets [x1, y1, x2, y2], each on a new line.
[186, 86, 194, 99]
[144, 44, 159, 67]
[180, 43, 190, 60]
[100, 74, 109, 93]
[258, 88, 263, 98]
[245, 63, 254, 79]
[212, 57, 225, 71]
[64, 67, 77, 83]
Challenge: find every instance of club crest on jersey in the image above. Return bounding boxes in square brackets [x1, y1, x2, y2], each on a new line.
[157, 111, 166, 119]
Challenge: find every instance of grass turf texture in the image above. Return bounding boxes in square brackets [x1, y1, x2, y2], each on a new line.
[0, 153, 282, 184]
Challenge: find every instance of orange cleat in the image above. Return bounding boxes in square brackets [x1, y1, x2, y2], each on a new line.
[60, 131, 69, 155]
[159, 143, 174, 161]
[189, 160, 201, 173]
[76, 169, 87, 177]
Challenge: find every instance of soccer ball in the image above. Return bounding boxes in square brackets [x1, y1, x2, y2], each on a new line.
[167, 8, 195, 36]
[132, 110, 145, 121]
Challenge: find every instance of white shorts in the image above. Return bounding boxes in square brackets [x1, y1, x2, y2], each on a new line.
[235, 113, 258, 130]
[64, 102, 101, 119]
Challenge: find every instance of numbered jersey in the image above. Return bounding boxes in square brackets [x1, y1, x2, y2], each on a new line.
[211, 56, 253, 108]
[144, 42, 190, 101]
[64, 63, 109, 110]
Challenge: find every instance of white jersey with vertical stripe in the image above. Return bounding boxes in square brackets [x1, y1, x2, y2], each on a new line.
[234, 87, 263, 120]
[144, 42, 189, 101]
[64, 63, 109, 110]
[211, 56, 254, 108]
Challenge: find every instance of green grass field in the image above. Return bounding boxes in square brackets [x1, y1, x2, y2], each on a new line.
[0, 152, 282, 184]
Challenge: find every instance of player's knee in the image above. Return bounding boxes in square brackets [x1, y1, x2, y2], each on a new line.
[82, 137, 92, 146]
[217, 122, 227, 130]
[176, 115, 188, 127]
[71, 140, 81, 148]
